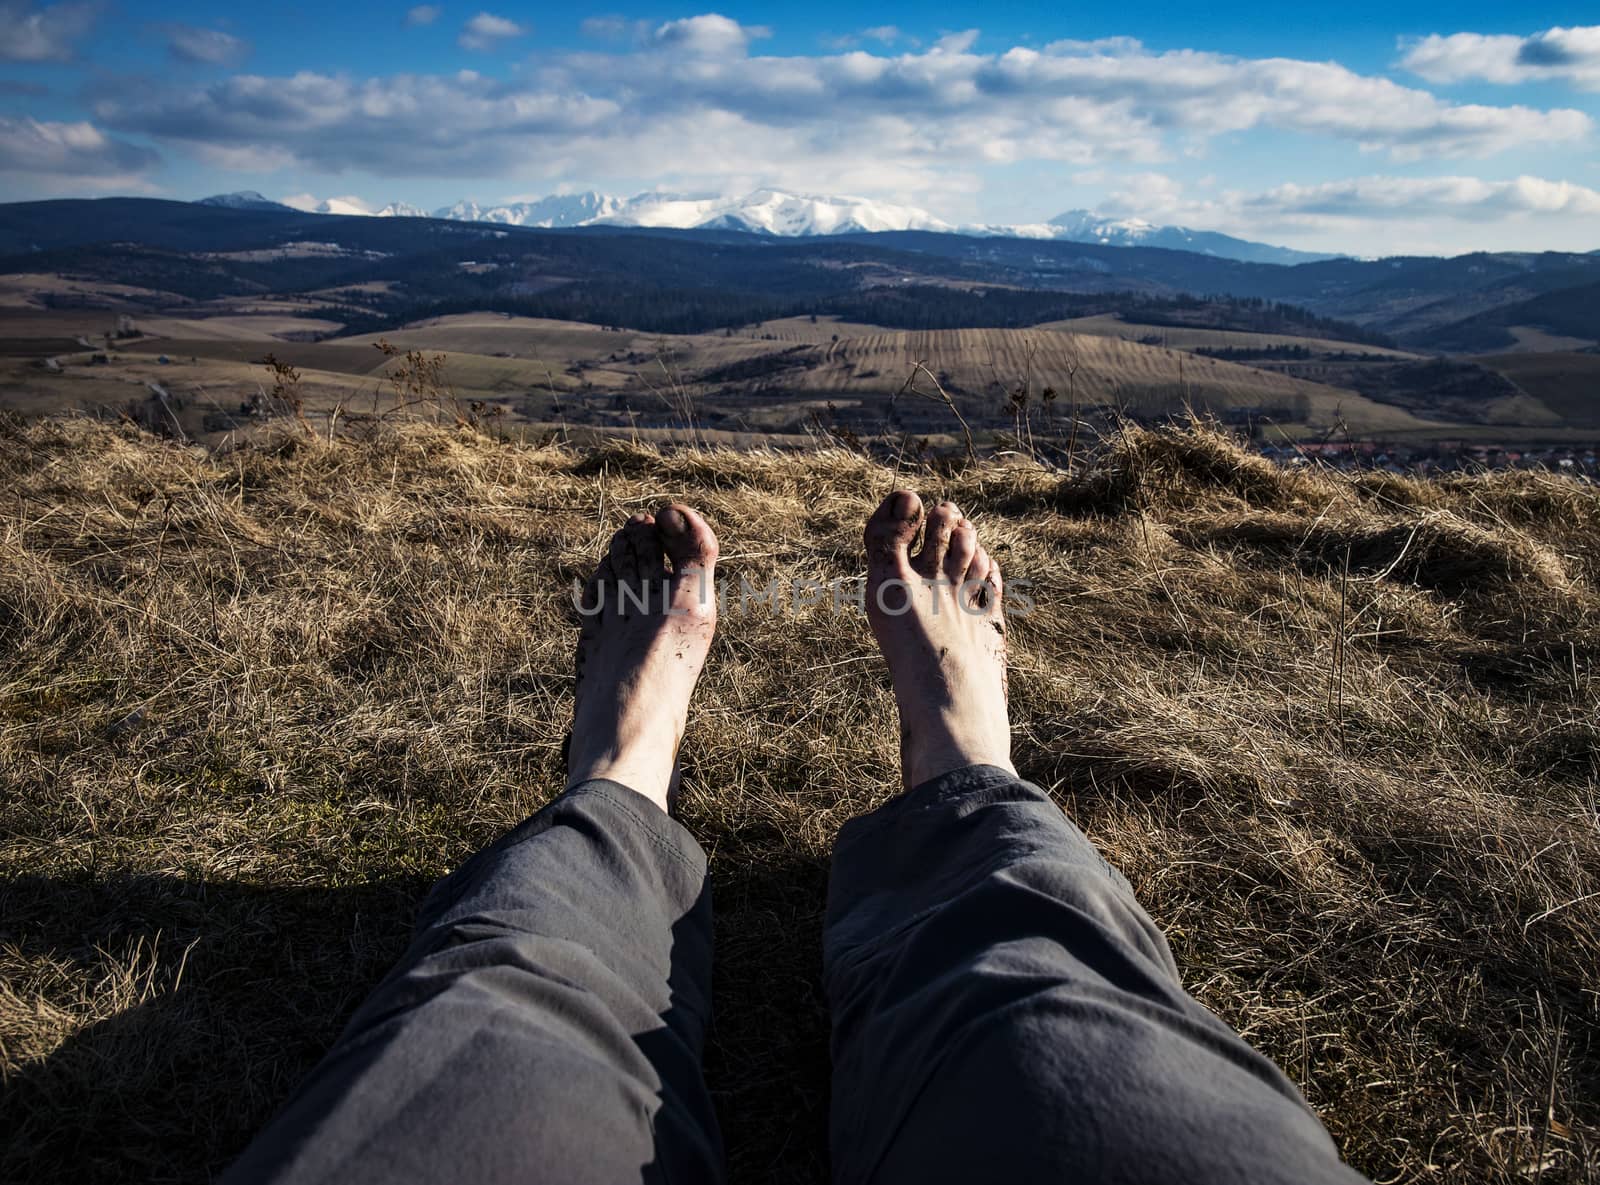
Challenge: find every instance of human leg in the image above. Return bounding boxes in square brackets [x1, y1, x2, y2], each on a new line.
[824, 492, 1365, 1185]
[225, 507, 726, 1185]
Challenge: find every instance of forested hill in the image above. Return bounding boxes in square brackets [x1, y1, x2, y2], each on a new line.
[2, 197, 1597, 349]
[1413, 279, 1600, 352]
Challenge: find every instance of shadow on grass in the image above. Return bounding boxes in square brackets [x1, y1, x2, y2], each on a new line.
[705, 843, 834, 1185]
[4, 847, 842, 1185]
[0, 872, 428, 1184]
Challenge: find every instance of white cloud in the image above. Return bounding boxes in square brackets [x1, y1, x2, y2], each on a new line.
[653, 14, 769, 56]
[934, 29, 979, 54]
[981, 44, 1590, 159]
[166, 25, 249, 66]
[1092, 170, 1600, 254]
[404, 5, 440, 28]
[84, 23, 1596, 225]
[1048, 36, 1146, 55]
[188, 140, 297, 171]
[93, 71, 620, 177]
[458, 11, 525, 52]
[0, 0, 95, 62]
[1104, 170, 1185, 210]
[581, 14, 648, 42]
[1246, 174, 1600, 219]
[1402, 25, 1600, 90]
[822, 25, 904, 51]
[0, 116, 159, 194]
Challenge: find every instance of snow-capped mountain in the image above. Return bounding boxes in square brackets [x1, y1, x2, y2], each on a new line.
[1044, 210, 1337, 265]
[423, 189, 951, 235]
[275, 194, 380, 216]
[604, 189, 954, 235]
[196, 190, 295, 212]
[432, 192, 630, 227]
[376, 201, 430, 218]
[422, 191, 1330, 262]
[191, 188, 1335, 265]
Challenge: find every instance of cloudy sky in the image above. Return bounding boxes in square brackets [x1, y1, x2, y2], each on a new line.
[2, 0, 1599, 255]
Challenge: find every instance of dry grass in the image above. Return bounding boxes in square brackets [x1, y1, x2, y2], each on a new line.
[1476, 352, 1600, 430]
[93, 312, 1435, 433]
[1038, 312, 1423, 359]
[1, 414, 1597, 1184]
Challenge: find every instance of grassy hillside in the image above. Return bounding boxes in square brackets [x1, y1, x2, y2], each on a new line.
[1477, 353, 1600, 429]
[1417, 281, 1600, 354]
[210, 314, 1443, 430]
[776, 327, 1426, 427]
[1, 416, 1597, 1183]
[9, 309, 1447, 445]
[1039, 313, 1421, 358]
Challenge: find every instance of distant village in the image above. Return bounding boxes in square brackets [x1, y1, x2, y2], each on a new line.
[1257, 440, 1600, 477]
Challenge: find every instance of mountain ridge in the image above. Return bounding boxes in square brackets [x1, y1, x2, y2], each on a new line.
[1044, 210, 1333, 266]
[195, 187, 1335, 266]
[195, 191, 296, 213]
[15, 196, 1599, 351]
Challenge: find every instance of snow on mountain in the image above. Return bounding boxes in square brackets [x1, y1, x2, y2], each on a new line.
[279, 194, 379, 216]
[1048, 210, 1161, 244]
[431, 192, 629, 227]
[421, 189, 951, 235]
[193, 188, 1334, 265]
[599, 189, 954, 235]
[1043, 210, 1338, 265]
[195, 191, 295, 212]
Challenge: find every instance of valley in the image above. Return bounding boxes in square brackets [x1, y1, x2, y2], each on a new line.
[1, 197, 1596, 461]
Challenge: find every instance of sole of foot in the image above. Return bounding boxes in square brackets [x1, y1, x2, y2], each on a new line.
[568, 505, 719, 812]
[864, 490, 1015, 791]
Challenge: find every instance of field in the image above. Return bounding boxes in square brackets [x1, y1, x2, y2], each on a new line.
[336, 313, 1396, 422]
[131, 315, 346, 342]
[1040, 313, 1423, 358]
[9, 273, 1600, 451]
[1, 415, 1596, 1183]
[1477, 352, 1600, 429]
[3, 306, 1456, 447]
[1506, 327, 1598, 354]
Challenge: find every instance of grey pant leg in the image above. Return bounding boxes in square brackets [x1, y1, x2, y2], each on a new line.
[824, 764, 1367, 1185]
[225, 780, 723, 1185]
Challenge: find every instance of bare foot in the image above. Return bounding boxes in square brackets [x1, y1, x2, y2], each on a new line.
[568, 506, 719, 811]
[864, 490, 1015, 790]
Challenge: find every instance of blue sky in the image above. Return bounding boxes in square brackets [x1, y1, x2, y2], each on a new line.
[2, 1, 1599, 254]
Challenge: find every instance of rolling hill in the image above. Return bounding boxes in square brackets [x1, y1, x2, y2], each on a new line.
[2, 196, 1599, 448]
[329, 314, 1426, 429]
[1416, 281, 1600, 353]
[0, 302, 1459, 449]
[1474, 351, 1600, 427]
[4, 198, 1598, 356]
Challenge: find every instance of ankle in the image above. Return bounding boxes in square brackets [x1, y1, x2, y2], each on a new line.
[900, 721, 1014, 790]
[567, 755, 673, 812]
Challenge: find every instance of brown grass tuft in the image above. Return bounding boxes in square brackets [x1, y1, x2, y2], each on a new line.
[2, 417, 1597, 1183]
[1055, 421, 1325, 514]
